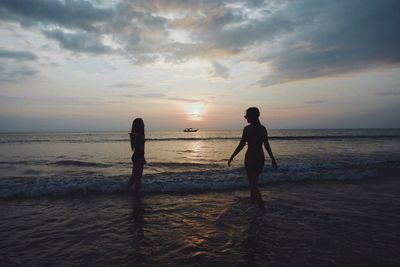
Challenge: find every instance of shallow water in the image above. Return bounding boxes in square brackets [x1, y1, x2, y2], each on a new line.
[1, 129, 400, 265]
[1, 179, 400, 266]
[0, 129, 399, 197]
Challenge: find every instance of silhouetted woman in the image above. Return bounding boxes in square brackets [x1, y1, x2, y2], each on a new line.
[130, 118, 146, 195]
[228, 107, 277, 210]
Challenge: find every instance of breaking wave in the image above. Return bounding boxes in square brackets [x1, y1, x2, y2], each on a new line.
[1, 160, 398, 198]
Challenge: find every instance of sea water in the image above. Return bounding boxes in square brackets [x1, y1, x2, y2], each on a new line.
[1, 129, 400, 266]
[0, 129, 399, 198]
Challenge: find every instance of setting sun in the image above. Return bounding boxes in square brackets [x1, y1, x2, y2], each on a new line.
[186, 102, 205, 121]
[191, 111, 200, 118]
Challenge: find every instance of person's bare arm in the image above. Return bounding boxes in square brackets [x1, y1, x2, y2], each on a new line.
[264, 129, 277, 169]
[228, 128, 247, 166]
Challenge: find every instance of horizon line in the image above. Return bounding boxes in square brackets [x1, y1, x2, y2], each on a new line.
[1, 127, 400, 134]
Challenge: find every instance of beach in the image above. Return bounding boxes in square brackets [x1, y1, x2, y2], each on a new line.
[1, 129, 400, 266]
[2, 0, 400, 265]
[1, 177, 400, 266]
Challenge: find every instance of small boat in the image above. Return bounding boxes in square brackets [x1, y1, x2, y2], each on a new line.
[183, 128, 198, 132]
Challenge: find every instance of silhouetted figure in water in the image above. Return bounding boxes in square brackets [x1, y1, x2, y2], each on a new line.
[131, 196, 145, 223]
[130, 118, 146, 196]
[228, 107, 277, 210]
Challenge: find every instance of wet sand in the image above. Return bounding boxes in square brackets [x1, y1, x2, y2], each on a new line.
[1, 177, 400, 267]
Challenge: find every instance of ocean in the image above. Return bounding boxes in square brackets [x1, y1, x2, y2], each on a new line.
[1, 129, 400, 266]
[0, 129, 399, 197]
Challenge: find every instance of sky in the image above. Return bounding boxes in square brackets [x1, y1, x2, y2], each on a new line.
[0, 0, 399, 132]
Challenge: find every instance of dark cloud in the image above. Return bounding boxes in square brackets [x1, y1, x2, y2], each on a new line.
[0, 65, 37, 82]
[257, 0, 400, 86]
[0, 0, 112, 31]
[1, 0, 399, 82]
[195, 4, 301, 51]
[42, 29, 112, 54]
[0, 0, 114, 57]
[0, 49, 37, 61]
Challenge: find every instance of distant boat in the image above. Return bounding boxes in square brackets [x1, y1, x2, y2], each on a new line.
[183, 128, 198, 132]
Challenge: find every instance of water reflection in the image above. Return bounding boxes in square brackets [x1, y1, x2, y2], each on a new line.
[128, 196, 146, 264]
[131, 196, 145, 224]
[185, 141, 205, 161]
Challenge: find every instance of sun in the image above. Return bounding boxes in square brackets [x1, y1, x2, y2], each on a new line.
[191, 110, 200, 117]
[186, 102, 205, 121]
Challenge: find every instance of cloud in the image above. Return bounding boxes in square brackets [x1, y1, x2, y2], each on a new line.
[0, 93, 101, 106]
[1, 0, 399, 83]
[112, 83, 143, 88]
[0, 65, 37, 82]
[0, 0, 113, 30]
[375, 91, 400, 96]
[210, 61, 229, 78]
[0, 49, 38, 83]
[194, 3, 301, 52]
[257, 0, 400, 86]
[304, 100, 324, 104]
[166, 97, 201, 103]
[0, 49, 38, 61]
[118, 93, 201, 103]
[42, 29, 112, 54]
[120, 93, 165, 99]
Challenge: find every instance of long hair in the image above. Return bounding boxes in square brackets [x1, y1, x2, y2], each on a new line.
[246, 107, 261, 128]
[130, 118, 145, 150]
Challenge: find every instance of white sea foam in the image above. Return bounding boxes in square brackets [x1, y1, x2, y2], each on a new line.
[0, 161, 398, 198]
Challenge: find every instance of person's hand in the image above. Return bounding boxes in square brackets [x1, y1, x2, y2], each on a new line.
[272, 158, 278, 170]
[228, 158, 233, 167]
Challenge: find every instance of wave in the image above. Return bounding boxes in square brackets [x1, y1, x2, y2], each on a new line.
[1, 134, 400, 144]
[0, 132, 400, 144]
[1, 160, 399, 198]
[148, 135, 400, 141]
[50, 160, 111, 168]
[147, 162, 223, 169]
[0, 160, 112, 168]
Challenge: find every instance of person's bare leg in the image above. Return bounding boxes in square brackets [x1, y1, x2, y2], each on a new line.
[248, 172, 264, 211]
[131, 163, 138, 193]
[247, 172, 255, 203]
[131, 173, 138, 192]
[132, 173, 140, 194]
[250, 190, 255, 204]
[129, 166, 134, 188]
[135, 172, 142, 194]
[132, 161, 143, 195]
